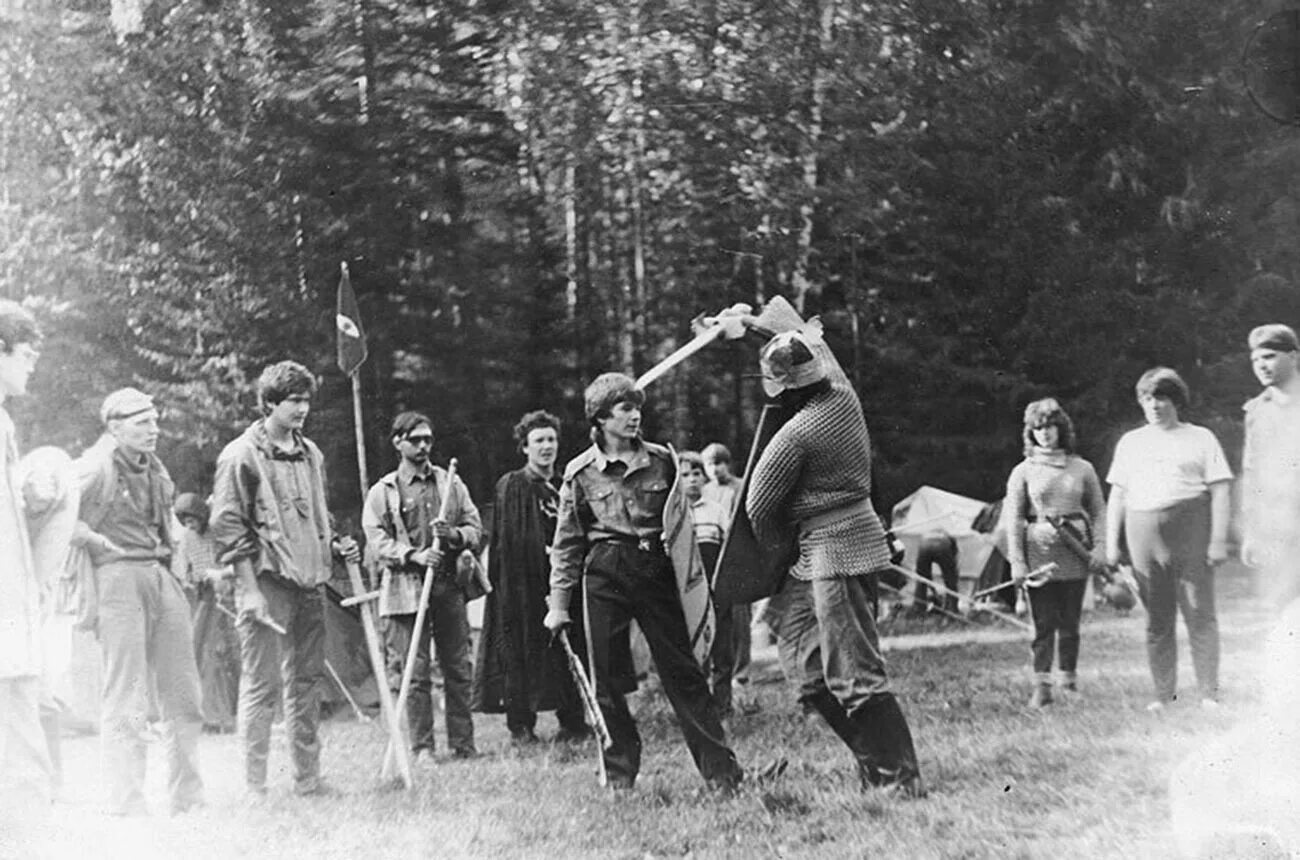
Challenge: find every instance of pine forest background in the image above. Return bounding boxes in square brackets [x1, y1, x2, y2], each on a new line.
[4, 0, 1300, 524]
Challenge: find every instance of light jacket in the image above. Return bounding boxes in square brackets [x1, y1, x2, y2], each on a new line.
[209, 421, 333, 589]
[362, 463, 481, 616]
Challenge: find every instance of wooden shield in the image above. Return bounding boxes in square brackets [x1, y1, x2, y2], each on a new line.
[713, 402, 797, 606]
[663, 445, 715, 667]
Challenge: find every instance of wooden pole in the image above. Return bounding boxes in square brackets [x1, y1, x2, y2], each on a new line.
[345, 558, 413, 788]
[344, 364, 410, 785]
[350, 373, 369, 495]
[886, 563, 1033, 633]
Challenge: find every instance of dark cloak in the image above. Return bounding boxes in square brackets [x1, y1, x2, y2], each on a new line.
[472, 467, 573, 714]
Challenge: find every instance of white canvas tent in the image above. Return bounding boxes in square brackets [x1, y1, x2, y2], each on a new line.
[889, 485, 1005, 589]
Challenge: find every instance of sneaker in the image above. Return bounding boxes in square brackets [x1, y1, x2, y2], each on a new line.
[451, 747, 479, 760]
[1028, 684, 1053, 708]
[510, 730, 540, 747]
[1200, 697, 1221, 710]
[1145, 701, 1166, 713]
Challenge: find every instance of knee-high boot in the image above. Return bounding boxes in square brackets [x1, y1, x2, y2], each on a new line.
[803, 689, 857, 748]
[848, 693, 926, 797]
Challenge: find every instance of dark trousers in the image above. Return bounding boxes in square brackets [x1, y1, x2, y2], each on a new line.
[384, 577, 474, 754]
[701, 542, 736, 717]
[1027, 579, 1087, 676]
[1128, 495, 1219, 702]
[915, 542, 959, 612]
[583, 542, 741, 789]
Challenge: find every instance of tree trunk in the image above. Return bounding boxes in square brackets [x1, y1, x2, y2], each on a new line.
[791, 0, 835, 315]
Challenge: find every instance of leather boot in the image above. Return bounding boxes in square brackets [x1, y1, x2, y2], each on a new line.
[802, 689, 858, 749]
[847, 693, 926, 798]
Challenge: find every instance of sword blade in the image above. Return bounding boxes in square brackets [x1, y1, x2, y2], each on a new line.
[633, 324, 725, 390]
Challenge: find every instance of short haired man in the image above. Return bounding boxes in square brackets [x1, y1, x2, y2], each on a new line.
[362, 411, 483, 760]
[73, 386, 204, 815]
[1241, 324, 1300, 609]
[210, 360, 358, 796]
[745, 320, 924, 797]
[0, 301, 55, 810]
[544, 373, 743, 792]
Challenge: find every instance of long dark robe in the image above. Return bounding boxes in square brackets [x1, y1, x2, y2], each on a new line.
[472, 467, 570, 714]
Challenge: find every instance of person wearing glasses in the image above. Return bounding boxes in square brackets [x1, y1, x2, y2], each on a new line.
[363, 411, 483, 762]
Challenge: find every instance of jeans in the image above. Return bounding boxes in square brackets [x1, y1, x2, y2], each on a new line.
[583, 542, 741, 789]
[1027, 579, 1087, 677]
[384, 576, 475, 754]
[98, 561, 204, 814]
[1127, 495, 1219, 702]
[237, 574, 324, 792]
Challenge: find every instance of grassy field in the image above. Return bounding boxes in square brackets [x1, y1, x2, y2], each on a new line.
[6, 562, 1281, 860]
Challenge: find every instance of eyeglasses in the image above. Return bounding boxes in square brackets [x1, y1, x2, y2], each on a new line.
[404, 435, 434, 447]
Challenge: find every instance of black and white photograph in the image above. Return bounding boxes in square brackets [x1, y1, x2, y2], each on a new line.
[2, 0, 1300, 856]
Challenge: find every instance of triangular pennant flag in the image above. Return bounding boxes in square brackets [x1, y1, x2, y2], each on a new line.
[336, 262, 368, 376]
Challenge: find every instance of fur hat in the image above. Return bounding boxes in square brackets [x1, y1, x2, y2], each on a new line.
[759, 327, 829, 397]
[584, 373, 644, 423]
[1249, 324, 1300, 353]
[100, 387, 156, 424]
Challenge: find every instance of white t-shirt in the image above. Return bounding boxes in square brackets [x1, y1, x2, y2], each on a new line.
[1106, 423, 1232, 512]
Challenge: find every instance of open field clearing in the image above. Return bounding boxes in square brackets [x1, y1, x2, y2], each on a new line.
[3, 563, 1282, 860]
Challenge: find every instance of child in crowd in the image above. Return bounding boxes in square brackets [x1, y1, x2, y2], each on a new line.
[680, 450, 737, 718]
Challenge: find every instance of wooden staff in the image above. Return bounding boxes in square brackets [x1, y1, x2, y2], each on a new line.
[345, 558, 413, 788]
[380, 458, 458, 779]
[886, 563, 1033, 633]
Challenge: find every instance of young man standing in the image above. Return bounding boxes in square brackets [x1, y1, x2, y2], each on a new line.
[1241, 324, 1300, 610]
[472, 410, 589, 745]
[743, 315, 924, 797]
[74, 386, 204, 815]
[362, 411, 482, 761]
[544, 373, 743, 792]
[210, 361, 358, 797]
[0, 301, 54, 811]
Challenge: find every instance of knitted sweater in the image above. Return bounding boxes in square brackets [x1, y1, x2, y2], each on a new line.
[1003, 450, 1106, 582]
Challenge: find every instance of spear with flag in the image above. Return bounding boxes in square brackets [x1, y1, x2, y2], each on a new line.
[335, 262, 414, 789]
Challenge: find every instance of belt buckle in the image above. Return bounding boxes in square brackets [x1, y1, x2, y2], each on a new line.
[637, 537, 655, 553]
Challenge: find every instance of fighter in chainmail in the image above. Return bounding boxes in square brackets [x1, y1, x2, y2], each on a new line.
[743, 311, 925, 798]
